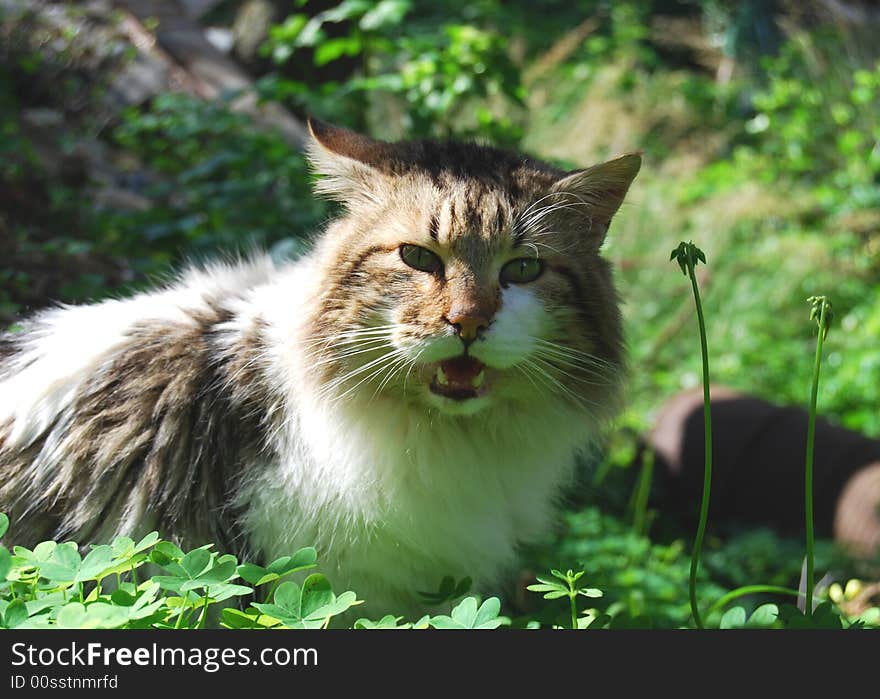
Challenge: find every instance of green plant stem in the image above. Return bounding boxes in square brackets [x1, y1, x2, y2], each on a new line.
[198, 592, 210, 629]
[569, 593, 578, 630]
[688, 267, 712, 630]
[251, 578, 285, 629]
[174, 599, 187, 629]
[592, 455, 615, 486]
[249, 608, 262, 629]
[265, 578, 283, 603]
[631, 450, 654, 536]
[707, 585, 800, 617]
[805, 301, 828, 620]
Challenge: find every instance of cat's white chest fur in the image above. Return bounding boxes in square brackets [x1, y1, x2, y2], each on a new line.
[240, 398, 589, 616]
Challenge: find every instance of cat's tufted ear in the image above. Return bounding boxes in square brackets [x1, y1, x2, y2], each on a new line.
[306, 117, 395, 205]
[549, 153, 641, 246]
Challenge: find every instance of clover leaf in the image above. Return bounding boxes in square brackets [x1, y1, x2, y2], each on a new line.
[237, 547, 317, 586]
[428, 596, 509, 629]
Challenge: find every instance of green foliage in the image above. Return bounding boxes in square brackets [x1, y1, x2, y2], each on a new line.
[669, 241, 707, 277]
[718, 603, 781, 629]
[417, 575, 472, 606]
[526, 507, 724, 629]
[824, 302, 880, 435]
[109, 93, 325, 268]
[237, 548, 318, 587]
[427, 596, 509, 629]
[0, 91, 326, 322]
[581, 2, 658, 69]
[745, 40, 880, 211]
[259, 0, 525, 143]
[0, 513, 510, 630]
[778, 602, 845, 630]
[248, 577, 361, 629]
[353, 614, 416, 629]
[702, 529, 839, 590]
[564, 16, 880, 462]
[9, 506, 865, 632]
[527, 568, 603, 629]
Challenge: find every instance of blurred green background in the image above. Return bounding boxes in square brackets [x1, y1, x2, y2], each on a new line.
[2, 0, 879, 626]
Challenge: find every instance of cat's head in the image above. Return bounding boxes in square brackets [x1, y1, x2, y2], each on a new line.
[303, 119, 639, 419]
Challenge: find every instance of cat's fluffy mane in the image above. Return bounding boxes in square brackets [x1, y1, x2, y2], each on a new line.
[0, 121, 640, 616]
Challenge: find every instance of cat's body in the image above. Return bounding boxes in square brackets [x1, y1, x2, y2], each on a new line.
[0, 120, 640, 616]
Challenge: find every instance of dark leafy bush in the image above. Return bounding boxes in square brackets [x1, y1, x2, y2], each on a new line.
[109, 93, 326, 272]
[259, 0, 526, 144]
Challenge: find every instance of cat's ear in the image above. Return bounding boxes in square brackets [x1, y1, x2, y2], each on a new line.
[549, 153, 641, 245]
[306, 118, 395, 205]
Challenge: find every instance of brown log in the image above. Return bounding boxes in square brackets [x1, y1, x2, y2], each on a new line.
[647, 385, 880, 559]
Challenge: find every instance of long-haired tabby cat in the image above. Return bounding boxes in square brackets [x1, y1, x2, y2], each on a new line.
[0, 119, 640, 617]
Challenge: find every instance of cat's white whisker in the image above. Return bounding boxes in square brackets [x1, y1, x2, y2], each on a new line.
[519, 356, 603, 413]
[318, 344, 408, 393]
[298, 326, 397, 352]
[531, 352, 616, 388]
[534, 339, 620, 369]
[327, 348, 410, 405]
[533, 344, 615, 373]
[513, 363, 543, 392]
[369, 354, 414, 404]
[307, 338, 394, 368]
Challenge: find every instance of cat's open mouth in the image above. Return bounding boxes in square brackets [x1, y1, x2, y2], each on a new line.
[429, 356, 487, 400]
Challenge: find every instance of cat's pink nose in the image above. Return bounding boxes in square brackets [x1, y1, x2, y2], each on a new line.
[446, 310, 490, 342]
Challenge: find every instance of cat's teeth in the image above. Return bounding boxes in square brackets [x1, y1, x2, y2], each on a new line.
[473, 369, 485, 388]
[437, 367, 449, 385]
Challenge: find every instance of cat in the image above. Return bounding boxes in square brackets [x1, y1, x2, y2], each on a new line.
[0, 118, 640, 617]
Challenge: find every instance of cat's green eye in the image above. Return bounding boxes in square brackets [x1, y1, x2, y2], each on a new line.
[399, 244, 443, 274]
[500, 257, 544, 284]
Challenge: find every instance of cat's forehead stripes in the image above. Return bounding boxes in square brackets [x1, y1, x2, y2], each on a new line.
[431, 183, 514, 254]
